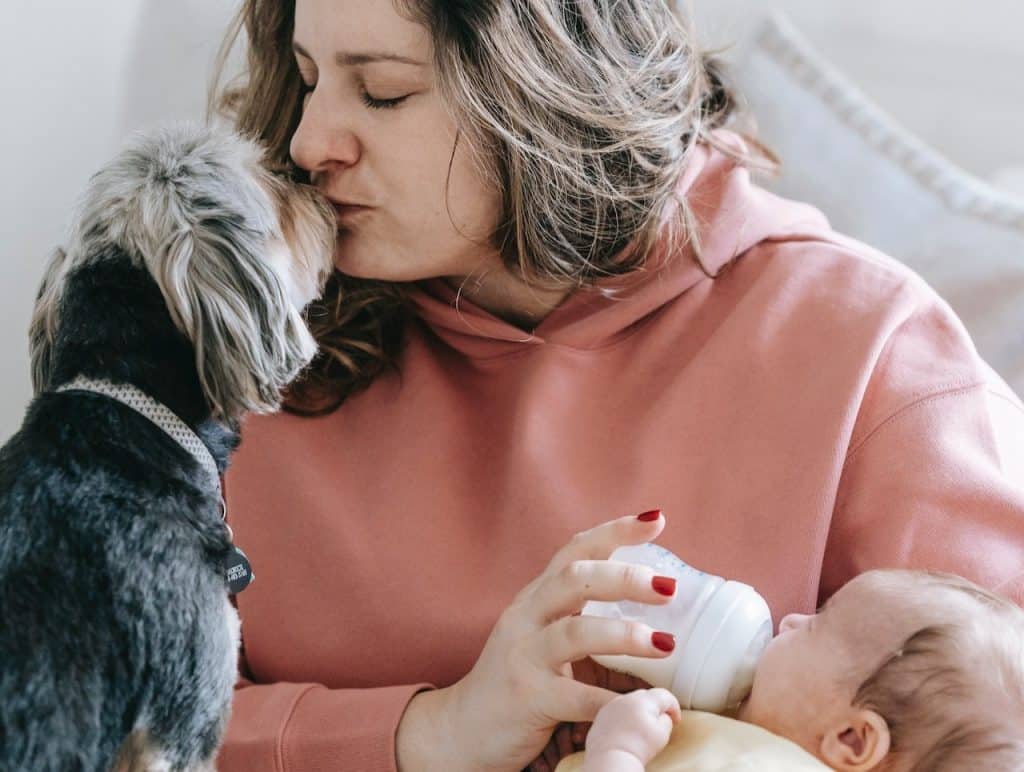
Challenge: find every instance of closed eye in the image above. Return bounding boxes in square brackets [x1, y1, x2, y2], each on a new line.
[360, 89, 409, 110]
[295, 80, 408, 111]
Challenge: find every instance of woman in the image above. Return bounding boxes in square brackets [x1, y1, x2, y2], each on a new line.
[210, 1, 1024, 770]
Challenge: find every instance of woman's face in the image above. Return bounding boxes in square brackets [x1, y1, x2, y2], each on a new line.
[290, 0, 504, 283]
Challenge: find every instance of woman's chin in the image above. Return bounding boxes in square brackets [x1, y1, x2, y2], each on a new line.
[332, 245, 423, 283]
[332, 241, 384, 279]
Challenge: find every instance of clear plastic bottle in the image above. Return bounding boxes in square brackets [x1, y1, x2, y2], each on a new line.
[583, 543, 773, 713]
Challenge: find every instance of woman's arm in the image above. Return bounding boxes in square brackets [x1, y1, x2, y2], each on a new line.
[217, 646, 435, 771]
[820, 290, 1024, 604]
[395, 686, 464, 770]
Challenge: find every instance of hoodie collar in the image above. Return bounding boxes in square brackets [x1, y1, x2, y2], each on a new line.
[407, 131, 827, 358]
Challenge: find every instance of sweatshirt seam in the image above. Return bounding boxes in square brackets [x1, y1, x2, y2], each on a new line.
[278, 684, 320, 772]
[843, 381, 987, 469]
[993, 568, 1024, 595]
[988, 387, 1024, 415]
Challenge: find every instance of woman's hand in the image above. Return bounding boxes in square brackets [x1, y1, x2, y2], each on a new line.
[397, 510, 679, 772]
[524, 660, 654, 772]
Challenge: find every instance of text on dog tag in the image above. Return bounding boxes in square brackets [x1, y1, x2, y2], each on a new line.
[225, 545, 255, 594]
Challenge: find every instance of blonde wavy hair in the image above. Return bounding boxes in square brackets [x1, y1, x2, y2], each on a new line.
[210, 0, 760, 415]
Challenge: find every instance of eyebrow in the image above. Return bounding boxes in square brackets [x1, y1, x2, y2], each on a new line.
[292, 40, 426, 67]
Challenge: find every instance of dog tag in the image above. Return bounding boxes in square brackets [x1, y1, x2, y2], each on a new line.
[225, 545, 255, 594]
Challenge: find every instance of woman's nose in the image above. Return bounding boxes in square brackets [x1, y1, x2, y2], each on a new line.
[289, 92, 361, 176]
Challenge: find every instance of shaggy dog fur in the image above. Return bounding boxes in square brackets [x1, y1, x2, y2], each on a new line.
[0, 123, 335, 771]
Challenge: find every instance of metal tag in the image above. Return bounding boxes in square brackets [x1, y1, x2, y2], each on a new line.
[225, 545, 255, 594]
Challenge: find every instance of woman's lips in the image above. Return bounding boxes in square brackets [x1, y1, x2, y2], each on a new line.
[332, 202, 372, 224]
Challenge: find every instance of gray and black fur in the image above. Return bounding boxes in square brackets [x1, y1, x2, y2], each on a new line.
[0, 123, 335, 771]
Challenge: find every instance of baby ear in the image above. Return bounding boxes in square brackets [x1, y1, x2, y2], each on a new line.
[819, 709, 890, 772]
[152, 227, 318, 420]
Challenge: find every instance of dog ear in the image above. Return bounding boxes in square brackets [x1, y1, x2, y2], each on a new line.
[28, 247, 70, 395]
[151, 226, 318, 420]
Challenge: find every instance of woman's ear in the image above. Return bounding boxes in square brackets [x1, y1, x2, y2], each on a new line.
[819, 709, 891, 771]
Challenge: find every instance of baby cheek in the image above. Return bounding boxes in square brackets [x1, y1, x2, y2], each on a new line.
[756, 636, 806, 698]
[740, 642, 820, 738]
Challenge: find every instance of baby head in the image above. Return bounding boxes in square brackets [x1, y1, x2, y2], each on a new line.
[738, 570, 1024, 771]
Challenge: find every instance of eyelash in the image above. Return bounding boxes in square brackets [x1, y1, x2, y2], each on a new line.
[360, 90, 408, 110]
[298, 81, 408, 110]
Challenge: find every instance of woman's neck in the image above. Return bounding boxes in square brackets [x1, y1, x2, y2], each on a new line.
[443, 263, 571, 332]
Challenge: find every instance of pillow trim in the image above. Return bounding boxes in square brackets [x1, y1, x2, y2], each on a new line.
[751, 12, 1024, 233]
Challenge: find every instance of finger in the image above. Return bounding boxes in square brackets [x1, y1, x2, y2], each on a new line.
[529, 758, 549, 772]
[572, 721, 591, 748]
[555, 723, 575, 760]
[542, 738, 559, 770]
[646, 687, 682, 717]
[658, 711, 677, 741]
[544, 511, 665, 576]
[532, 559, 676, 624]
[579, 721, 593, 745]
[571, 722, 584, 747]
[555, 680, 620, 723]
[537, 614, 676, 669]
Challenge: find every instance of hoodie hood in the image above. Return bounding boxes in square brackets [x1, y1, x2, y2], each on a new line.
[407, 131, 829, 358]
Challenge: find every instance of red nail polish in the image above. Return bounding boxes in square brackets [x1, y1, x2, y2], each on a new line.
[652, 632, 676, 652]
[637, 509, 662, 522]
[652, 576, 676, 596]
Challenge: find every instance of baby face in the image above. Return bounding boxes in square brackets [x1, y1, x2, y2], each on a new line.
[736, 571, 949, 755]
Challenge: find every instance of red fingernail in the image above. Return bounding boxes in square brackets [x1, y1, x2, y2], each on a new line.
[637, 509, 662, 522]
[652, 576, 676, 596]
[652, 632, 676, 652]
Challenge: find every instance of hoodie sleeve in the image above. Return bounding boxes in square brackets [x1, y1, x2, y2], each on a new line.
[216, 644, 434, 772]
[820, 287, 1024, 606]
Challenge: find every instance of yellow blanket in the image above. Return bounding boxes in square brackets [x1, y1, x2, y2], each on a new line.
[555, 711, 832, 772]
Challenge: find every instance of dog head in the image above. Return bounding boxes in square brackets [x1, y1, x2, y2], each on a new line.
[30, 121, 336, 419]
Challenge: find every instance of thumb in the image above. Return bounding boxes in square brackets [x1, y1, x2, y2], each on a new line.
[558, 681, 619, 723]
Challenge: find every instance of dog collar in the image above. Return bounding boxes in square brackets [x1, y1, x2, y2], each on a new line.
[55, 375, 221, 492]
[54, 375, 256, 593]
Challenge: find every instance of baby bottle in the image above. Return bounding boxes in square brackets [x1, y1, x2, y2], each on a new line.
[582, 543, 772, 713]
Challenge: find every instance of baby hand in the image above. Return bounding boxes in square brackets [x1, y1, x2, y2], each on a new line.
[584, 688, 682, 767]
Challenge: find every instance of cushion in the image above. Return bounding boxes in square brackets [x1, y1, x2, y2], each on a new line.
[991, 167, 1024, 199]
[555, 710, 830, 771]
[725, 13, 1024, 396]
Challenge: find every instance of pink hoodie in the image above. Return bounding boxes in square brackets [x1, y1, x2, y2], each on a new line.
[217, 134, 1024, 771]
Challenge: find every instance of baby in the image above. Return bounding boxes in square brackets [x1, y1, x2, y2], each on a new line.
[579, 569, 1024, 771]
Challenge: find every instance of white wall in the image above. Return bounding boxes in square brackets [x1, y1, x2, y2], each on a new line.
[1, 0, 240, 441]
[1, 2, 1021, 441]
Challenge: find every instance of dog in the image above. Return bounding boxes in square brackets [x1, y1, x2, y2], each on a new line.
[0, 122, 335, 771]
